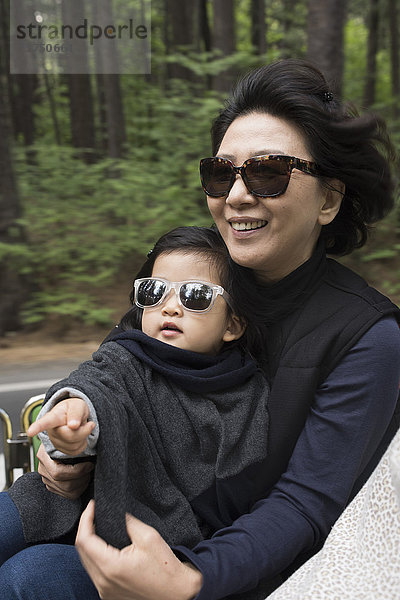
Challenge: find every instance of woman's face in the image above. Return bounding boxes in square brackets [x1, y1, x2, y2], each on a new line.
[207, 112, 339, 282]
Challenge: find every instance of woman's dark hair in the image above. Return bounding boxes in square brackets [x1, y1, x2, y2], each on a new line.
[119, 226, 260, 352]
[211, 58, 397, 255]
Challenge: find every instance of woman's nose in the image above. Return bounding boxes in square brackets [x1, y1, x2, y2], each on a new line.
[225, 174, 258, 208]
[161, 290, 183, 316]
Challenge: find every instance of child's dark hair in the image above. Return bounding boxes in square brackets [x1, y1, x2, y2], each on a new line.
[119, 226, 259, 352]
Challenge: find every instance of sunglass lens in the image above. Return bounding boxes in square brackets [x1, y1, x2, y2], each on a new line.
[246, 159, 290, 197]
[137, 279, 166, 306]
[201, 159, 232, 197]
[180, 283, 213, 311]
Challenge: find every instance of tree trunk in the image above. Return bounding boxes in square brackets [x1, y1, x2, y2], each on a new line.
[388, 0, 399, 118]
[61, 0, 96, 160]
[0, 0, 16, 136]
[102, 75, 126, 159]
[277, 0, 295, 58]
[91, 0, 126, 158]
[95, 73, 108, 153]
[363, 0, 380, 108]
[165, 0, 196, 81]
[198, 0, 212, 88]
[43, 74, 61, 145]
[67, 75, 96, 157]
[200, 0, 212, 52]
[14, 75, 37, 147]
[7, 0, 38, 148]
[251, 0, 267, 55]
[212, 0, 236, 92]
[0, 9, 25, 336]
[306, 0, 348, 97]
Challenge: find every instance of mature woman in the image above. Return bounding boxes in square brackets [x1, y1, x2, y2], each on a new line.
[2, 59, 400, 600]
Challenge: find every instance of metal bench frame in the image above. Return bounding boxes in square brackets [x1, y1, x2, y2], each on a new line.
[1, 395, 44, 490]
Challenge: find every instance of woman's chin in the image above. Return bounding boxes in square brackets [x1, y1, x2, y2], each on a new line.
[230, 248, 268, 271]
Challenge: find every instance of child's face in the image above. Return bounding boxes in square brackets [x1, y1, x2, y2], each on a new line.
[141, 251, 244, 354]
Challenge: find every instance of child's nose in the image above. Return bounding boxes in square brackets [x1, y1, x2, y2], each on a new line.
[161, 290, 183, 316]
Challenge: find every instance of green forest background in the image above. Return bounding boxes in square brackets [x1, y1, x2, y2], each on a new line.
[1, 0, 399, 342]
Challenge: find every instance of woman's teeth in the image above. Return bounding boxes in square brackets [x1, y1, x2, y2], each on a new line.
[231, 220, 267, 231]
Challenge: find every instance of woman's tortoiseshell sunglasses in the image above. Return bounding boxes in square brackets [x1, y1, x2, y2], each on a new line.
[200, 154, 320, 198]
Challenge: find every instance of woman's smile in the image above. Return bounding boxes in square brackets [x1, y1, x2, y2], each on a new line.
[229, 219, 268, 232]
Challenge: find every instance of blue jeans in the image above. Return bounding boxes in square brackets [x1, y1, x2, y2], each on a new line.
[0, 491, 100, 599]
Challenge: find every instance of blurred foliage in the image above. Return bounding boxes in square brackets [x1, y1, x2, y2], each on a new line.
[342, 10, 400, 306]
[11, 80, 220, 326]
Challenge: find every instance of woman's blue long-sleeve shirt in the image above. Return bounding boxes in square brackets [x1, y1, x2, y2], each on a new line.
[175, 316, 400, 599]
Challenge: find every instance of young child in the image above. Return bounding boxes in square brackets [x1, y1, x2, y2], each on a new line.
[3, 226, 269, 557]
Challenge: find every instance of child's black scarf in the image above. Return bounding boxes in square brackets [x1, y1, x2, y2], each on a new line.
[111, 329, 257, 392]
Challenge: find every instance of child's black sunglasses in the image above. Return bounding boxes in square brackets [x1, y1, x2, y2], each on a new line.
[200, 154, 320, 198]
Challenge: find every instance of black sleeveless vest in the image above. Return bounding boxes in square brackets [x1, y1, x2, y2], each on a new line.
[262, 257, 400, 499]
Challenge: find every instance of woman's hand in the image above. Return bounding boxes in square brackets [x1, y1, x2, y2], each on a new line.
[76, 500, 203, 600]
[36, 443, 94, 500]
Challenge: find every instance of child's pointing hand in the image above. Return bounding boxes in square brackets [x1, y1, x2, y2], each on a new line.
[27, 397, 95, 456]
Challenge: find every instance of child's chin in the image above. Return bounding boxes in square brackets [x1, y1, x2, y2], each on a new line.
[159, 333, 185, 350]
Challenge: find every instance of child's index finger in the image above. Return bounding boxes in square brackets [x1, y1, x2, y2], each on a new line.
[26, 408, 67, 437]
